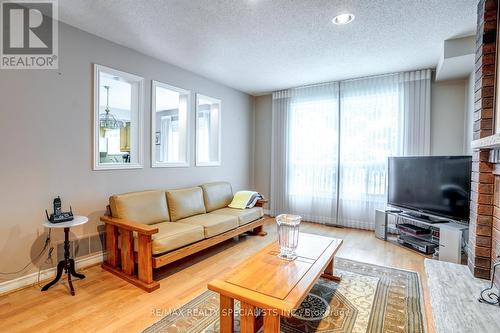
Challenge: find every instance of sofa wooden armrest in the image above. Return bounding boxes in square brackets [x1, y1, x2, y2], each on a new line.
[100, 210, 160, 292]
[255, 198, 269, 207]
[100, 216, 159, 235]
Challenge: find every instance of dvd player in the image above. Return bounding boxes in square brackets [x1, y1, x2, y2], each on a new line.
[396, 223, 431, 235]
[397, 235, 438, 255]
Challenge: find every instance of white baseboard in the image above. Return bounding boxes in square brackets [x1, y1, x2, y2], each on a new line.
[0, 252, 104, 296]
[264, 209, 270, 215]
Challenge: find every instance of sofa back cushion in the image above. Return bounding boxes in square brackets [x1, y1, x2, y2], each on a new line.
[201, 182, 233, 212]
[167, 187, 206, 221]
[109, 190, 169, 225]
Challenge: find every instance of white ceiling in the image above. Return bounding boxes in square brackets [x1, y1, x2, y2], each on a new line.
[58, 0, 477, 95]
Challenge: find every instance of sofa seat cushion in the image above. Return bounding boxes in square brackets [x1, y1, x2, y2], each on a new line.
[177, 214, 238, 238]
[167, 187, 206, 222]
[136, 221, 204, 255]
[211, 207, 264, 226]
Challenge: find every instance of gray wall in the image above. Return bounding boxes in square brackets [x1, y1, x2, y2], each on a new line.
[253, 78, 471, 209]
[430, 78, 468, 155]
[0, 23, 253, 281]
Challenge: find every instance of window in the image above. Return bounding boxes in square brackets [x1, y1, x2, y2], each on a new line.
[288, 99, 339, 198]
[152, 81, 190, 167]
[282, 76, 401, 228]
[337, 78, 400, 229]
[340, 90, 400, 198]
[93, 64, 144, 170]
[272, 71, 430, 229]
[196, 94, 221, 166]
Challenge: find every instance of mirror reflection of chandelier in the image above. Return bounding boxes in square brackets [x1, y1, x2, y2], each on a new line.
[99, 85, 125, 130]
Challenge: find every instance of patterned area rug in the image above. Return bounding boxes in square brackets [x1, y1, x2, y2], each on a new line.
[143, 258, 425, 333]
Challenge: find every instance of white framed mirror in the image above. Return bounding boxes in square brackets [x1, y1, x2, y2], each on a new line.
[196, 94, 221, 166]
[151, 81, 190, 167]
[93, 64, 144, 170]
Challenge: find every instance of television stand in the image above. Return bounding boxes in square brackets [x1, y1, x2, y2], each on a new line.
[375, 209, 468, 264]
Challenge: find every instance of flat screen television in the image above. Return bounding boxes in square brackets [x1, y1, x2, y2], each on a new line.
[387, 156, 472, 222]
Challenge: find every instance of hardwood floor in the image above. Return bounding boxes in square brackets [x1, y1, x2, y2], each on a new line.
[0, 218, 435, 333]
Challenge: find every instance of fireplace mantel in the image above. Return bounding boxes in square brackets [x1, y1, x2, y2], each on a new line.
[472, 134, 500, 150]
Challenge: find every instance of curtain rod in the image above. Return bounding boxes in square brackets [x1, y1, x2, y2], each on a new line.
[273, 67, 435, 93]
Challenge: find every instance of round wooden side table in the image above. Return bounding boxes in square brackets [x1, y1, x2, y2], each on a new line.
[41, 216, 89, 296]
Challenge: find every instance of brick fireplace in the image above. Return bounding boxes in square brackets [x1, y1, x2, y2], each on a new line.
[469, 0, 500, 285]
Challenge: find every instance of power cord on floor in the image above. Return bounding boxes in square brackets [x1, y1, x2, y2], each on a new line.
[0, 229, 51, 276]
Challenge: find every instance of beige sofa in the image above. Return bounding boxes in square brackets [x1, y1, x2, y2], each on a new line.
[100, 182, 267, 292]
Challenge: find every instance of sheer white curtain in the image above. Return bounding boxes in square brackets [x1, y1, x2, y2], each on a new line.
[270, 69, 431, 230]
[337, 74, 401, 229]
[399, 70, 431, 156]
[271, 83, 340, 222]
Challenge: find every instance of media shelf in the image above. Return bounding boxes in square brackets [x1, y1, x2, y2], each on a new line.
[398, 229, 439, 246]
[375, 209, 469, 264]
[386, 234, 434, 258]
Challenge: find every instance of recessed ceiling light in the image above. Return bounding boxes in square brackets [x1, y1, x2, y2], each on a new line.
[332, 13, 355, 25]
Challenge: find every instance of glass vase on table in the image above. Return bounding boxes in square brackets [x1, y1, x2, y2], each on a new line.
[276, 214, 302, 260]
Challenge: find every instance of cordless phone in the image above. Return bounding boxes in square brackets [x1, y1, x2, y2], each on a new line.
[54, 197, 62, 216]
[46, 196, 74, 223]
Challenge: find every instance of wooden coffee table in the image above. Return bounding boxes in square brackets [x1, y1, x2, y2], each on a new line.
[208, 233, 343, 333]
